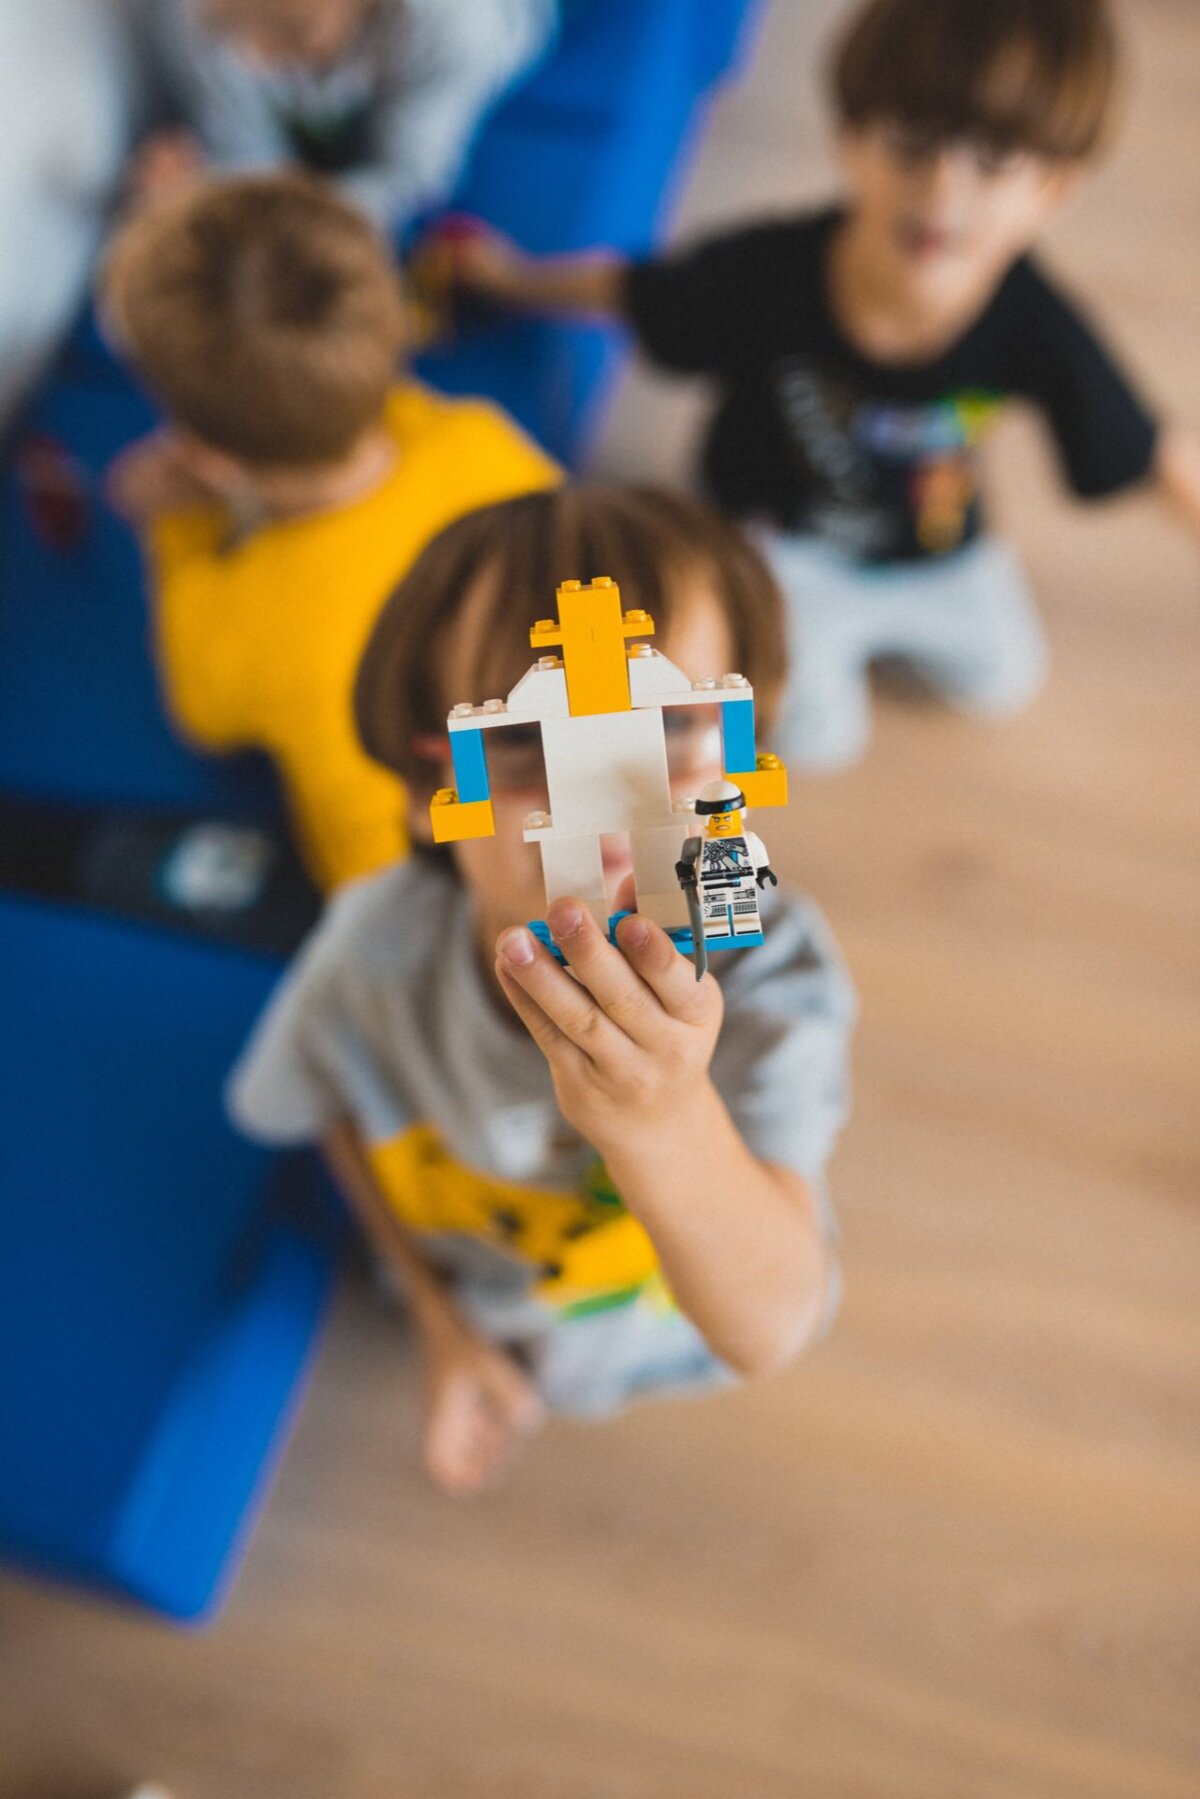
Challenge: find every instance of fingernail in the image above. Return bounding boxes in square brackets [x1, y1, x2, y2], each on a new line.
[621, 915, 651, 948]
[500, 927, 535, 967]
[549, 900, 584, 940]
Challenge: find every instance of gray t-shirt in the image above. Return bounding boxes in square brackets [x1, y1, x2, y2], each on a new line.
[130, 0, 557, 231]
[228, 857, 854, 1393]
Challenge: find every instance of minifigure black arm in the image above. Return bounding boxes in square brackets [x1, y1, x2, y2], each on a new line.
[675, 836, 701, 889]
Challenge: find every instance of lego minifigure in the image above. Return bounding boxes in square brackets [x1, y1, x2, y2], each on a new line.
[675, 779, 777, 978]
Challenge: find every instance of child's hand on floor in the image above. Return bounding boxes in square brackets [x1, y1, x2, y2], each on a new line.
[495, 898, 724, 1164]
[419, 1315, 544, 1496]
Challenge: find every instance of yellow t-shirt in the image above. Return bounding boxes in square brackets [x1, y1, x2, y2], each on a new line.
[147, 383, 559, 890]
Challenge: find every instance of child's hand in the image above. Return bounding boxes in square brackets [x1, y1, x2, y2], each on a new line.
[104, 430, 219, 523]
[495, 898, 724, 1161]
[426, 215, 530, 304]
[419, 1317, 544, 1495]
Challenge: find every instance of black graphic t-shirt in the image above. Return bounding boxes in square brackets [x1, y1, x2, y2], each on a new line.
[625, 210, 1158, 563]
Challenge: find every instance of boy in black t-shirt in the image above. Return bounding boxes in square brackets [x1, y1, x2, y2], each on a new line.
[446, 0, 1200, 767]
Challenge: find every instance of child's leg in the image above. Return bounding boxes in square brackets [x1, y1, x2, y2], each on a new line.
[758, 532, 875, 771]
[878, 538, 1049, 717]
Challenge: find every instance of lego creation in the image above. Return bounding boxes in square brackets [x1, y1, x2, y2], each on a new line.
[429, 577, 787, 962]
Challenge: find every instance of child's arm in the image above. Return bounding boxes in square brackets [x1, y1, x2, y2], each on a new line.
[446, 229, 629, 323]
[1155, 424, 1200, 540]
[496, 902, 834, 1378]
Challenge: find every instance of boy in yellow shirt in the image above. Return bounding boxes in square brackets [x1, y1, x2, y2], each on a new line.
[103, 173, 559, 890]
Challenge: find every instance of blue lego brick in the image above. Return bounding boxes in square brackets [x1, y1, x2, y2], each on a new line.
[701, 931, 764, 952]
[721, 698, 757, 774]
[450, 728, 491, 805]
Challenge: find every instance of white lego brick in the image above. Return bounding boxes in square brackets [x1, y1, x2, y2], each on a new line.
[633, 671, 756, 711]
[541, 709, 673, 834]
[446, 698, 513, 733]
[630, 810, 696, 929]
[502, 658, 570, 721]
[538, 832, 607, 925]
[626, 646, 693, 707]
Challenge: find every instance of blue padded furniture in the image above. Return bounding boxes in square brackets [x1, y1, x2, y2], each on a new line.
[0, 896, 335, 1621]
[417, 0, 764, 460]
[0, 373, 284, 814]
[0, 0, 760, 1618]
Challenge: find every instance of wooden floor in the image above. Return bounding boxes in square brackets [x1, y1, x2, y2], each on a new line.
[2, 3, 1198, 1794]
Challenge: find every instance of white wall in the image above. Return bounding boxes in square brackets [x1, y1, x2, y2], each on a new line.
[0, 0, 136, 427]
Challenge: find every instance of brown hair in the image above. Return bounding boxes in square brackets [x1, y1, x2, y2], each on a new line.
[355, 484, 788, 798]
[832, 0, 1120, 161]
[102, 174, 405, 466]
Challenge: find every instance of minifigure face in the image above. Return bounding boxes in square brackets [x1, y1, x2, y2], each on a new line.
[706, 807, 743, 839]
[415, 573, 739, 965]
[205, 0, 370, 67]
[837, 120, 1078, 288]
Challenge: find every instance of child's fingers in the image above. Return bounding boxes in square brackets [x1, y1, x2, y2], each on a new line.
[494, 947, 598, 1075]
[542, 900, 671, 1050]
[614, 911, 722, 1027]
[496, 922, 626, 1063]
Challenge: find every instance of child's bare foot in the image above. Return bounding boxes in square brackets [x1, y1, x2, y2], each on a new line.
[420, 1324, 544, 1494]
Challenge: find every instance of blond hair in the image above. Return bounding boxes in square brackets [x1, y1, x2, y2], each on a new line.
[103, 174, 405, 466]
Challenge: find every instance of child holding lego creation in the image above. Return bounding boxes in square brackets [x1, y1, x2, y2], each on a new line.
[446, 0, 1200, 767]
[229, 486, 855, 1493]
[102, 174, 558, 891]
[126, 0, 556, 235]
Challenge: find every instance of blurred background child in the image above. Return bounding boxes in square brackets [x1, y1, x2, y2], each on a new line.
[103, 173, 558, 891]
[448, 0, 1200, 767]
[229, 485, 855, 1493]
[126, 0, 557, 235]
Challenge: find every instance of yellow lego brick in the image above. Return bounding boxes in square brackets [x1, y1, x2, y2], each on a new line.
[726, 753, 788, 809]
[529, 578, 656, 719]
[429, 789, 496, 843]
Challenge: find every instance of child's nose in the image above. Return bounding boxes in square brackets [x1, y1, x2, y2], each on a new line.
[917, 146, 978, 207]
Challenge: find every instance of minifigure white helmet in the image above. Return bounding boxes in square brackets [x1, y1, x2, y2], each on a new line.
[694, 778, 746, 815]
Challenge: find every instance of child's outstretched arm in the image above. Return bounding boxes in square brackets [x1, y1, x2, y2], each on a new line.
[496, 901, 833, 1379]
[444, 227, 628, 323]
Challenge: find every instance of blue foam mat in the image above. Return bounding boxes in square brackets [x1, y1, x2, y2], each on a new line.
[0, 896, 338, 1619]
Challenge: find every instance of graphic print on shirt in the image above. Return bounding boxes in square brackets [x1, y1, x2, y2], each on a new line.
[368, 1124, 668, 1315]
[696, 835, 764, 942]
[773, 357, 1003, 560]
